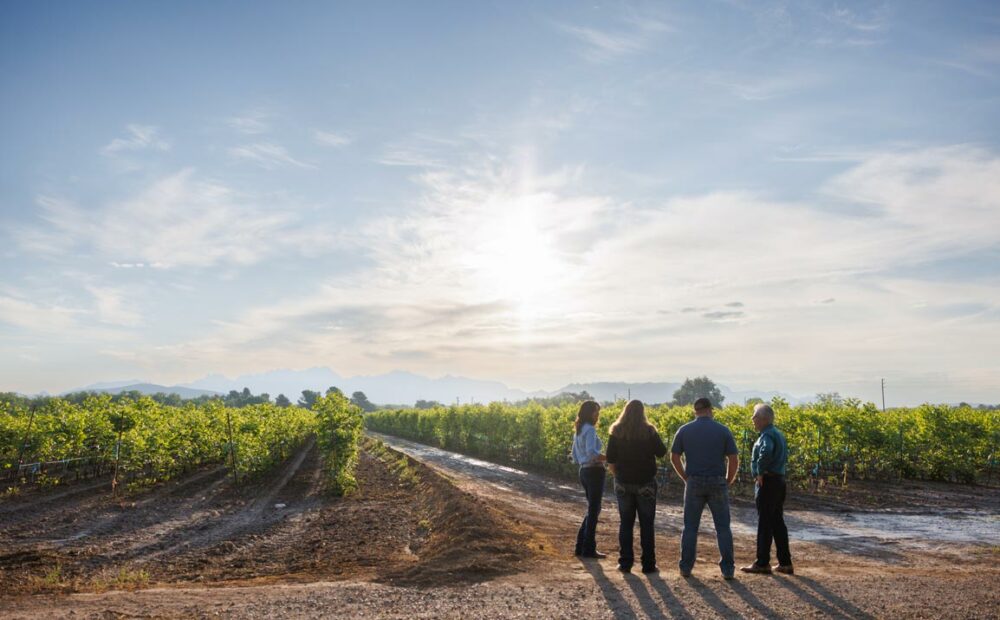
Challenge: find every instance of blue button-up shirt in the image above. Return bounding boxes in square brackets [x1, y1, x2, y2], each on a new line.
[572, 423, 604, 467]
[751, 424, 787, 477]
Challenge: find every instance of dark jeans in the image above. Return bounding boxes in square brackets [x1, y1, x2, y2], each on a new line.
[680, 475, 735, 576]
[755, 475, 792, 566]
[575, 466, 606, 555]
[614, 479, 657, 569]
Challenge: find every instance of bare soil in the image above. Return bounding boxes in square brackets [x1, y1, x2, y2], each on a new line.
[1, 433, 998, 619]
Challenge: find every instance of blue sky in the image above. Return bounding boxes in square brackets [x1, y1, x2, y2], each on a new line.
[1, 1, 999, 404]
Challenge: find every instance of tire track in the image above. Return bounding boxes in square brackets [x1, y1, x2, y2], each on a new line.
[134, 436, 318, 565]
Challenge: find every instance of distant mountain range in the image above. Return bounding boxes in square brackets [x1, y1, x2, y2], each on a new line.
[75, 382, 221, 399]
[68, 368, 805, 406]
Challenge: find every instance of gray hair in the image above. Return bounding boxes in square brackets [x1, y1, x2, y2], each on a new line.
[753, 403, 775, 421]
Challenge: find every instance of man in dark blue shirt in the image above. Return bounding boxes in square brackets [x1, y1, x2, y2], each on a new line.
[741, 403, 793, 575]
[670, 397, 739, 579]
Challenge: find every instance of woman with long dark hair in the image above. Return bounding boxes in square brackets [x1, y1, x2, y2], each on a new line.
[605, 399, 667, 573]
[572, 400, 607, 558]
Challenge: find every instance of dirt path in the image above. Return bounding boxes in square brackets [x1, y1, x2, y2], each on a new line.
[367, 432, 1000, 618]
[2, 434, 998, 618]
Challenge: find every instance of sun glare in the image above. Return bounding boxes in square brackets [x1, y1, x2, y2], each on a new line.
[464, 196, 565, 319]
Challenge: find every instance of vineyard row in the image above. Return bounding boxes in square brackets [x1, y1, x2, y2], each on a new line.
[365, 399, 1000, 484]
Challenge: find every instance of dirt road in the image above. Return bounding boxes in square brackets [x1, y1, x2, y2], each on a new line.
[2, 434, 998, 619]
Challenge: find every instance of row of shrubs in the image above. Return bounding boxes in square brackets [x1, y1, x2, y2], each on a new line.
[365, 399, 1000, 484]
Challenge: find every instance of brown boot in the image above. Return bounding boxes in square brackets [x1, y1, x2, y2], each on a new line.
[740, 563, 772, 574]
[773, 564, 794, 575]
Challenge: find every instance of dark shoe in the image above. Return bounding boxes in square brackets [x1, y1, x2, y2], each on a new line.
[581, 551, 608, 559]
[617, 563, 632, 573]
[740, 563, 772, 574]
[723, 573, 735, 580]
[773, 564, 794, 575]
[679, 570, 692, 577]
[641, 565, 659, 574]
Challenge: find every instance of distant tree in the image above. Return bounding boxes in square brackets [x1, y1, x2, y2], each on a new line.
[275, 394, 291, 407]
[511, 390, 596, 407]
[351, 391, 376, 412]
[414, 399, 443, 409]
[326, 386, 343, 397]
[152, 392, 183, 407]
[816, 392, 843, 406]
[673, 376, 725, 408]
[298, 390, 321, 409]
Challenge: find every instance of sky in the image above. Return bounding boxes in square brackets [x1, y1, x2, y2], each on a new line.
[1, 1, 999, 405]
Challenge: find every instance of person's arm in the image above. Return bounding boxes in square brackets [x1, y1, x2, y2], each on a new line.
[670, 453, 687, 482]
[605, 435, 618, 465]
[669, 429, 686, 481]
[726, 454, 739, 486]
[653, 432, 668, 458]
[755, 433, 775, 475]
[583, 426, 604, 464]
[724, 431, 739, 485]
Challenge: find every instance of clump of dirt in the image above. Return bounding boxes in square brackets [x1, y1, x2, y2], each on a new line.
[370, 442, 546, 586]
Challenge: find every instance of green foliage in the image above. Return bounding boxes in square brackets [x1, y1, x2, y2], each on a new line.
[298, 390, 321, 409]
[0, 395, 317, 487]
[312, 393, 364, 495]
[673, 376, 725, 407]
[350, 391, 377, 412]
[366, 399, 1000, 484]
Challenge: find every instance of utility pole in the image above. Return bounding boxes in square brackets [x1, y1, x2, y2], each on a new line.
[881, 378, 886, 412]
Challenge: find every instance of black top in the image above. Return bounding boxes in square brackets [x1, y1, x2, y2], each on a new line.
[606, 430, 668, 484]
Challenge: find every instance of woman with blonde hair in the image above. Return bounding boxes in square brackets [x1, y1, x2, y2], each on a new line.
[572, 400, 607, 558]
[605, 399, 667, 573]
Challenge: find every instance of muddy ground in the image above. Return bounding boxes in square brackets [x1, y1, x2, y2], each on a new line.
[0, 433, 997, 619]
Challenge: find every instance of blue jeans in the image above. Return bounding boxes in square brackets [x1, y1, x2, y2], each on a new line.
[680, 475, 735, 576]
[575, 466, 606, 555]
[615, 479, 658, 570]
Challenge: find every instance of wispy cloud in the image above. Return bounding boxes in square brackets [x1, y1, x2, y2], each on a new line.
[101, 124, 170, 155]
[0, 294, 84, 332]
[86, 285, 142, 327]
[313, 130, 352, 147]
[703, 72, 821, 101]
[18, 169, 333, 268]
[825, 5, 889, 33]
[108, 144, 1000, 397]
[229, 143, 315, 169]
[558, 10, 672, 62]
[226, 110, 270, 134]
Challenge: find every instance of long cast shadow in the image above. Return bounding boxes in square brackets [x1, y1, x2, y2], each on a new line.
[794, 575, 875, 619]
[772, 576, 853, 619]
[684, 575, 740, 618]
[578, 559, 639, 620]
[725, 579, 784, 619]
[622, 573, 669, 620]
[645, 574, 695, 620]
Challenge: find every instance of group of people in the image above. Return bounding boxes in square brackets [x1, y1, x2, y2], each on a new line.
[572, 397, 792, 579]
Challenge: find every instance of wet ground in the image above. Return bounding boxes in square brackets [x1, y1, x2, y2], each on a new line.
[370, 432, 1000, 560]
